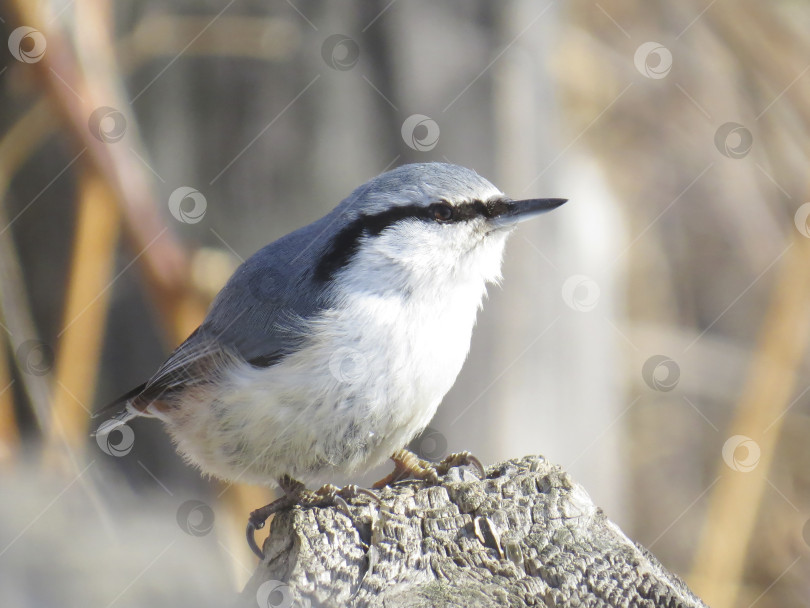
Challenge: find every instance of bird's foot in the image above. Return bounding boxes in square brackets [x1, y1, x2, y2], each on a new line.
[372, 448, 437, 488]
[372, 448, 486, 489]
[246, 477, 380, 559]
[246, 475, 305, 559]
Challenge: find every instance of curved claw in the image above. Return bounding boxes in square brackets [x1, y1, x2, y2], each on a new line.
[245, 484, 302, 559]
[246, 519, 265, 559]
[436, 451, 486, 478]
[355, 487, 383, 504]
[333, 495, 352, 516]
[466, 454, 485, 478]
[337, 484, 382, 505]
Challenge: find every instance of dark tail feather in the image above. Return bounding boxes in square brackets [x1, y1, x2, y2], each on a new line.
[93, 382, 148, 419]
[91, 382, 147, 437]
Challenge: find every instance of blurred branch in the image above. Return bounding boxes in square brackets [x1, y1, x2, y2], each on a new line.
[689, 235, 810, 607]
[1, 0, 208, 439]
[5, 0, 202, 342]
[3, 6, 303, 346]
[0, 101, 59, 433]
[45, 170, 120, 460]
[0, 100, 119, 535]
[686, 5, 810, 606]
[0, 343, 18, 464]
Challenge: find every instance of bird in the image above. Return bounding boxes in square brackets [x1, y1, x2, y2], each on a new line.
[98, 162, 567, 558]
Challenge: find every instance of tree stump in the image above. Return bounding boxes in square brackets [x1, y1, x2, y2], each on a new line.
[239, 455, 708, 608]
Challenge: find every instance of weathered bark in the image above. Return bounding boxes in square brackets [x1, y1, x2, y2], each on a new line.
[239, 456, 708, 608]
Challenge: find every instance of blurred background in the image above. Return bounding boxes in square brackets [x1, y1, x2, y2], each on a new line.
[0, 0, 809, 606]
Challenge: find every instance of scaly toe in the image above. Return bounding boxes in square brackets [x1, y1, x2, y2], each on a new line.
[374, 448, 443, 487]
[436, 451, 486, 478]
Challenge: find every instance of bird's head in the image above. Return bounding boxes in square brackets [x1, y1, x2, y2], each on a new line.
[315, 163, 566, 291]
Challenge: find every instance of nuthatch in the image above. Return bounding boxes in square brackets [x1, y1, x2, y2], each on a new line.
[100, 163, 566, 557]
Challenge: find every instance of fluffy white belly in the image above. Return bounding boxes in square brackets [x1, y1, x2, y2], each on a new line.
[163, 281, 486, 486]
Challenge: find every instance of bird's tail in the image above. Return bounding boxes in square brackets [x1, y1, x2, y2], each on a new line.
[91, 382, 146, 437]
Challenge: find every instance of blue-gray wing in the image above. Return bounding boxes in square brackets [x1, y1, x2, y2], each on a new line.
[131, 211, 341, 406]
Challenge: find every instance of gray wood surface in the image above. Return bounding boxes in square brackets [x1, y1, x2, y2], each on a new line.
[239, 456, 708, 608]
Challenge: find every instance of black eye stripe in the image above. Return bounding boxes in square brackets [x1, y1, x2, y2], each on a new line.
[439, 199, 511, 221]
[451, 200, 487, 221]
[314, 199, 508, 281]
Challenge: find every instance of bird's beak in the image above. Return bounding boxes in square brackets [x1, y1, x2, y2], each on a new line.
[488, 198, 568, 229]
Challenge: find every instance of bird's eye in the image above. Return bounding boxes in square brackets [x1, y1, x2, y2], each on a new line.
[431, 203, 454, 222]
